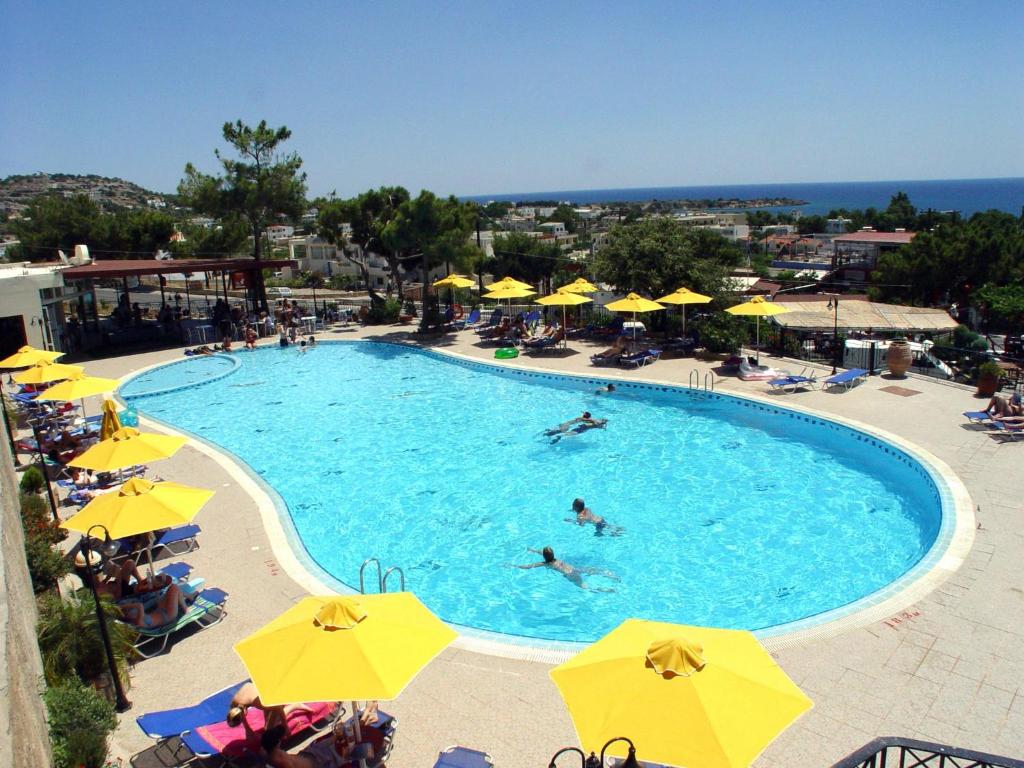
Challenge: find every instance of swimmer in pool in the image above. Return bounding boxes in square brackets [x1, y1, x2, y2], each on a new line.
[566, 498, 625, 536]
[513, 546, 618, 591]
[595, 383, 616, 394]
[545, 412, 608, 443]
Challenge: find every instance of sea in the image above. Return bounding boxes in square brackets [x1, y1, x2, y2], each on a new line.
[464, 177, 1024, 217]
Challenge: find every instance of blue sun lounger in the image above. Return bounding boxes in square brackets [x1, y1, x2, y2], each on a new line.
[963, 411, 992, 423]
[619, 348, 662, 368]
[434, 746, 494, 768]
[823, 368, 868, 391]
[767, 374, 818, 393]
[136, 679, 249, 748]
[987, 420, 1024, 440]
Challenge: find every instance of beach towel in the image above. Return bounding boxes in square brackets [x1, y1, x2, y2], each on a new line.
[192, 700, 336, 758]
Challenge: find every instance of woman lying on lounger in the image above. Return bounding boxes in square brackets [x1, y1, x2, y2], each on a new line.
[119, 583, 191, 628]
[592, 335, 629, 360]
[98, 558, 172, 601]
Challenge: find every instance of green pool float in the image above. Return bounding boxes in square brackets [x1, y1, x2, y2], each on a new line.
[495, 347, 519, 359]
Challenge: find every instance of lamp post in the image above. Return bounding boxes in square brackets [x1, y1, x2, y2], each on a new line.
[826, 293, 840, 374]
[82, 524, 131, 712]
[548, 737, 640, 768]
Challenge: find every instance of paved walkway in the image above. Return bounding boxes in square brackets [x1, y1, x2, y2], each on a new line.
[53, 322, 1023, 767]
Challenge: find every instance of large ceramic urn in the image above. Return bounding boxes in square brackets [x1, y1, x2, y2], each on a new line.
[887, 339, 912, 377]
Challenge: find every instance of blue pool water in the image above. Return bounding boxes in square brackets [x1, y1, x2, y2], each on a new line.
[123, 342, 943, 643]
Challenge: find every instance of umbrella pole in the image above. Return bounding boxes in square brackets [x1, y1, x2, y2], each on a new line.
[562, 305, 567, 349]
[756, 317, 760, 365]
[350, 699, 368, 768]
[144, 543, 156, 581]
[681, 306, 686, 336]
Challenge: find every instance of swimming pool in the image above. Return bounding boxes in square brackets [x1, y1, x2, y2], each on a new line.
[123, 342, 947, 643]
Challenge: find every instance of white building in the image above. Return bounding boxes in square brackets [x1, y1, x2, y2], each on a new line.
[266, 225, 295, 243]
[536, 206, 557, 218]
[538, 221, 566, 236]
[0, 262, 84, 354]
[699, 224, 751, 241]
[826, 217, 853, 234]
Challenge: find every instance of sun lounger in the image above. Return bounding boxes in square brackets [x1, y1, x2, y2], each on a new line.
[149, 523, 202, 559]
[434, 745, 495, 768]
[136, 679, 250, 759]
[768, 374, 818, 393]
[823, 368, 868, 391]
[127, 586, 228, 658]
[963, 411, 992, 423]
[473, 308, 504, 333]
[452, 308, 481, 330]
[181, 700, 338, 761]
[987, 420, 1024, 440]
[619, 348, 662, 369]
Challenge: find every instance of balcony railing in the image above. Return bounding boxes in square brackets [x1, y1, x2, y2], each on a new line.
[831, 737, 1024, 768]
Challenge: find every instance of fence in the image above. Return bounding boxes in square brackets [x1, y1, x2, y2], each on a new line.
[831, 736, 1024, 768]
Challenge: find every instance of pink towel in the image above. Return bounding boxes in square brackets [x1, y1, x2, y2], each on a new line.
[193, 701, 336, 757]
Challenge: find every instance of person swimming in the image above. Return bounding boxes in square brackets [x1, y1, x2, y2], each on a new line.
[513, 546, 618, 591]
[595, 383, 616, 394]
[545, 412, 608, 443]
[566, 498, 625, 536]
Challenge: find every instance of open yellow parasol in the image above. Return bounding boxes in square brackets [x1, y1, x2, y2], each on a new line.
[13, 361, 84, 385]
[36, 373, 120, 402]
[604, 293, 666, 341]
[535, 289, 592, 345]
[485, 276, 533, 292]
[99, 399, 123, 441]
[432, 274, 475, 289]
[725, 295, 790, 364]
[0, 345, 64, 369]
[62, 477, 213, 540]
[235, 593, 457, 752]
[550, 619, 812, 768]
[69, 427, 186, 472]
[656, 286, 712, 335]
[559, 277, 599, 294]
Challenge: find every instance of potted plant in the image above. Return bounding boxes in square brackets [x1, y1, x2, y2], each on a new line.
[976, 360, 1003, 397]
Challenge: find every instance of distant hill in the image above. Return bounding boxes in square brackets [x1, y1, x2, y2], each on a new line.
[0, 173, 174, 215]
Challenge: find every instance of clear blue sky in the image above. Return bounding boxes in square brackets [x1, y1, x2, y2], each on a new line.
[2, 1, 1022, 198]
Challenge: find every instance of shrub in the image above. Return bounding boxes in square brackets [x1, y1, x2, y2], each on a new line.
[19, 465, 45, 495]
[25, 536, 71, 594]
[977, 360, 1003, 380]
[694, 312, 746, 353]
[44, 680, 117, 768]
[366, 298, 401, 324]
[21, 492, 65, 545]
[36, 592, 136, 686]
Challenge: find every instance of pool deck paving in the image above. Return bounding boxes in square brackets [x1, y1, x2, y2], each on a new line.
[44, 322, 1024, 767]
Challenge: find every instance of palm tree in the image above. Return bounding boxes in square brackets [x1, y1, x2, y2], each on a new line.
[36, 592, 136, 687]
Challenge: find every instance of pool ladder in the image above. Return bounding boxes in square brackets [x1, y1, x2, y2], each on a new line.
[359, 558, 406, 594]
[688, 369, 716, 391]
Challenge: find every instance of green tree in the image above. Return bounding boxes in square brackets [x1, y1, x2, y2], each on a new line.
[332, 186, 411, 300]
[168, 215, 250, 258]
[179, 120, 307, 312]
[36, 591, 136, 686]
[487, 231, 566, 290]
[545, 204, 579, 234]
[592, 218, 743, 299]
[44, 680, 117, 768]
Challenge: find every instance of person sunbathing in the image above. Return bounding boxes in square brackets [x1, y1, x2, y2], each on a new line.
[119, 583, 191, 628]
[99, 558, 172, 601]
[985, 393, 1022, 417]
[514, 546, 618, 591]
[260, 704, 382, 768]
[226, 681, 316, 738]
[479, 318, 511, 339]
[592, 336, 629, 360]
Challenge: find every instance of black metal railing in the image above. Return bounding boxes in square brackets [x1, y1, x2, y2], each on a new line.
[831, 737, 1024, 768]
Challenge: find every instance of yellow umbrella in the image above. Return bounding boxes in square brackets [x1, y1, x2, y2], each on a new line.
[0, 345, 63, 369]
[604, 292, 666, 341]
[99, 399, 123, 441]
[536, 289, 592, 346]
[234, 593, 457, 746]
[69, 427, 186, 472]
[485, 276, 533, 292]
[483, 284, 536, 320]
[62, 477, 213, 577]
[656, 286, 713, 335]
[550, 619, 812, 768]
[725, 295, 790, 364]
[432, 273, 475, 289]
[559, 277, 600, 294]
[13, 361, 85, 385]
[36, 373, 119, 402]
[62, 477, 212, 540]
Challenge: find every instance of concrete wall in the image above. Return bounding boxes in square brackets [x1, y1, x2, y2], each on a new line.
[0, 436, 52, 767]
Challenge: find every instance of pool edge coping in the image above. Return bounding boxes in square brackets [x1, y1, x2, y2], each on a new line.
[117, 340, 975, 664]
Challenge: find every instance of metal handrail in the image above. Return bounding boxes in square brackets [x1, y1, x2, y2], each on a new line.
[831, 736, 1024, 768]
[382, 566, 406, 593]
[704, 371, 715, 391]
[359, 558, 383, 594]
[688, 370, 699, 389]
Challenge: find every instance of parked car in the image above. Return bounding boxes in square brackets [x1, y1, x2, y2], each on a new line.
[267, 287, 292, 298]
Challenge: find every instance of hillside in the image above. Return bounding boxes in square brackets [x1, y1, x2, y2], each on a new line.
[0, 173, 173, 215]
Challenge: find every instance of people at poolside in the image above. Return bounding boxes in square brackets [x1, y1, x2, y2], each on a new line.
[299, 340, 308, 353]
[226, 681, 314, 737]
[513, 546, 619, 591]
[592, 335, 629, 360]
[567, 498, 624, 536]
[98, 558, 172, 601]
[985, 393, 1022, 417]
[545, 412, 608, 443]
[278, 324, 289, 348]
[260, 702, 383, 768]
[119, 582, 191, 628]
[288, 324, 299, 344]
[480, 317, 511, 339]
[308, 336, 317, 349]
[245, 326, 258, 350]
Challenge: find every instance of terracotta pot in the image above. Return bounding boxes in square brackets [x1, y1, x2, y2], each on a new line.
[887, 339, 912, 377]
[976, 373, 1000, 397]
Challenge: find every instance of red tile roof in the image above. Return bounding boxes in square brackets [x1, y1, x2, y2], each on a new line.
[833, 232, 916, 244]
